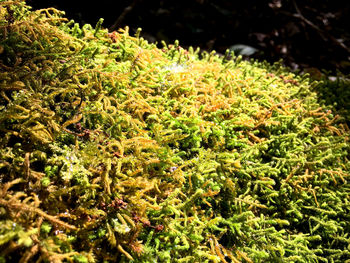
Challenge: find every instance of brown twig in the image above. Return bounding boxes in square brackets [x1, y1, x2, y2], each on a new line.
[0, 198, 77, 230]
[291, 0, 350, 53]
[109, 0, 140, 32]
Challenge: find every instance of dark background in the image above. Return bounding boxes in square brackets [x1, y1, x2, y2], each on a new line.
[27, 0, 350, 75]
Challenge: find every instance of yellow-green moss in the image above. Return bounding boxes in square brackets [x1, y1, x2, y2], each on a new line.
[0, 1, 349, 262]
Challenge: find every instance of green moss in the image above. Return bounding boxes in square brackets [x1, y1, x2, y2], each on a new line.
[0, 1, 349, 262]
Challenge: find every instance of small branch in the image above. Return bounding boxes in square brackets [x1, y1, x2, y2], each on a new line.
[109, 0, 139, 32]
[291, 0, 350, 53]
[0, 198, 77, 231]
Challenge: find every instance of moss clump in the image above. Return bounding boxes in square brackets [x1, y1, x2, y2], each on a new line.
[1, 1, 349, 262]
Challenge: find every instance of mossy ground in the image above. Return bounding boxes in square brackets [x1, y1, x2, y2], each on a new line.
[0, 1, 349, 262]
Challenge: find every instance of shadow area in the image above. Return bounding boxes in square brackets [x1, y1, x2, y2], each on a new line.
[313, 74, 350, 127]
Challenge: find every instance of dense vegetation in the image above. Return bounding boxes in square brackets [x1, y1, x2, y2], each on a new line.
[0, 1, 349, 262]
[27, 0, 350, 74]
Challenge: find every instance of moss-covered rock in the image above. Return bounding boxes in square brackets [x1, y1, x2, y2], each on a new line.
[0, 1, 349, 262]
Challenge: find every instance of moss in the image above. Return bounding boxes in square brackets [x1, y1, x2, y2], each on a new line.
[0, 1, 349, 262]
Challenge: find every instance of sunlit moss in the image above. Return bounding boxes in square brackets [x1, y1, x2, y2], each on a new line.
[0, 1, 349, 262]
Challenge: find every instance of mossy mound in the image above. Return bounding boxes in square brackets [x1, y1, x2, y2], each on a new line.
[1, 1, 350, 262]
